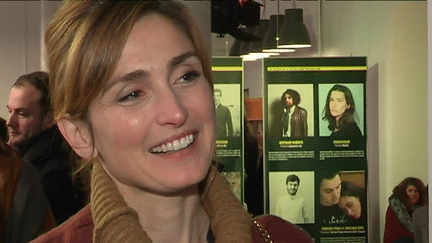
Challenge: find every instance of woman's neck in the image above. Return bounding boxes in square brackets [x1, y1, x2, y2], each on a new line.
[112, 179, 210, 243]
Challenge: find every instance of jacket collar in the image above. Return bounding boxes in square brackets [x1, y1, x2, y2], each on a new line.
[389, 194, 415, 232]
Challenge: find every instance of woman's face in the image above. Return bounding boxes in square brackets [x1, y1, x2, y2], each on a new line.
[406, 185, 420, 204]
[87, 14, 216, 194]
[329, 91, 350, 121]
[338, 196, 362, 219]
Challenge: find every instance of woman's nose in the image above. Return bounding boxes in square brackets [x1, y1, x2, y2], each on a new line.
[155, 89, 188, 127]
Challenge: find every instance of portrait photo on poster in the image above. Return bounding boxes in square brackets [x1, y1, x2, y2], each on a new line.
[267, 84, 314, 138]
[220, 171, 241, 201]
[269, 171, 315, 224]
[213, 84, 241, 139]
[319, 170, 366, 226]
[318, 83, 364, 138]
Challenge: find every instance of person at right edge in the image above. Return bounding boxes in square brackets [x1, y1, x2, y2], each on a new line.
[412, 185, 428, 243]
[384, 177, 427, 243]
[32, 1, 312, 242]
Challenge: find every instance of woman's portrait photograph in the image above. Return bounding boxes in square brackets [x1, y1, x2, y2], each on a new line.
[338, 170, 367, 225]
[319, 83, 364, 137]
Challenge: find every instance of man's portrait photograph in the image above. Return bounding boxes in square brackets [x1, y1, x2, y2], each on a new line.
[267, 84, 314, 138]
[213, 84, 241, 139]
[269, 171, 315, 224]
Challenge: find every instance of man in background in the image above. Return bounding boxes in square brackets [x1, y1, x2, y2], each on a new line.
[214, 88, 233, 138]
[320, 171, 347, 224]
[6, 71, 86, 224]
[281, 89, 308, 137]
[275, 174, 309, 224]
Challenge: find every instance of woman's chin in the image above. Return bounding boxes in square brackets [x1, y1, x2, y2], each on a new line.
[161, 167, 209, 192]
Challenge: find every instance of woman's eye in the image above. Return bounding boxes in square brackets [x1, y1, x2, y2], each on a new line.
[119, 91, 142, 102]
[178, 70, 200, 84]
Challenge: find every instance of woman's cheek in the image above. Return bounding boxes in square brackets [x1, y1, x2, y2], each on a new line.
[107, 113, 146, 146]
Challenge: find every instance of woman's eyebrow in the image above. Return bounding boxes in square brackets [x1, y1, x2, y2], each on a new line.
[102, 69, 149, 95]
[102, 51, 197, 95]
[168, 51, 197, 72]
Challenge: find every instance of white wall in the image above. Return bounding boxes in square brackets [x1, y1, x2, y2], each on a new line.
[321, 3, 428, 242]
[0, 2, 27, 119]
[183, 1, 211, 51]
[0, 1, 61, 119]
[428, 0, 432, 242]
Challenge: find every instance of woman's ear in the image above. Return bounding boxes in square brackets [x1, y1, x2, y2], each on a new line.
[57, 116, 98, 160]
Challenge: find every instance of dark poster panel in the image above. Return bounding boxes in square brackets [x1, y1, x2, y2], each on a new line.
[211, 57, 244, 202]
[263, 57, 368, 243]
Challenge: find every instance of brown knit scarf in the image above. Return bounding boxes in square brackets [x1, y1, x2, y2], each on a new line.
[90, 161, 252, 243]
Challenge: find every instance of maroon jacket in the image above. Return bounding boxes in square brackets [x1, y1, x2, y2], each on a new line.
[383, 205, 414, 243]
[32, 205, 312, 243]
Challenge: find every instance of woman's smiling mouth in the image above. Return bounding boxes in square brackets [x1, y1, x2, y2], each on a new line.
[150, 133, 195, 153]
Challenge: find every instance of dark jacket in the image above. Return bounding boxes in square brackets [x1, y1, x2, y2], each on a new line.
[282, 105, 308, 138]
[18, 126, 86, 224]
[0, 143, 56, 243]
[320, 204, 348, 224]
[331, 121, 362, 138]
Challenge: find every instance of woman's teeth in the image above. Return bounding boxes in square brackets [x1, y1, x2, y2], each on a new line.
[150, 134, 194, 153]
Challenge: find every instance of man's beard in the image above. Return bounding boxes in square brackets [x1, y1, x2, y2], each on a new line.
[7, 132, 21, 149]
[288, 190, 298, 196]
[8, 136, 26, 150]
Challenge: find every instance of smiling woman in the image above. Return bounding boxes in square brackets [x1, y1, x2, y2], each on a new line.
[384, 177, 427, 243]
[31, 1, 312, 243]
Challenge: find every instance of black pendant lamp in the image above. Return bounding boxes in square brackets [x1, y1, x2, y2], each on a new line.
[239, 26, 256, 56]
[229, 38, 242, 56]
[278, 8, 311, 48]
[248, 19, 269, 54]
[262, 14, 294, 53]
